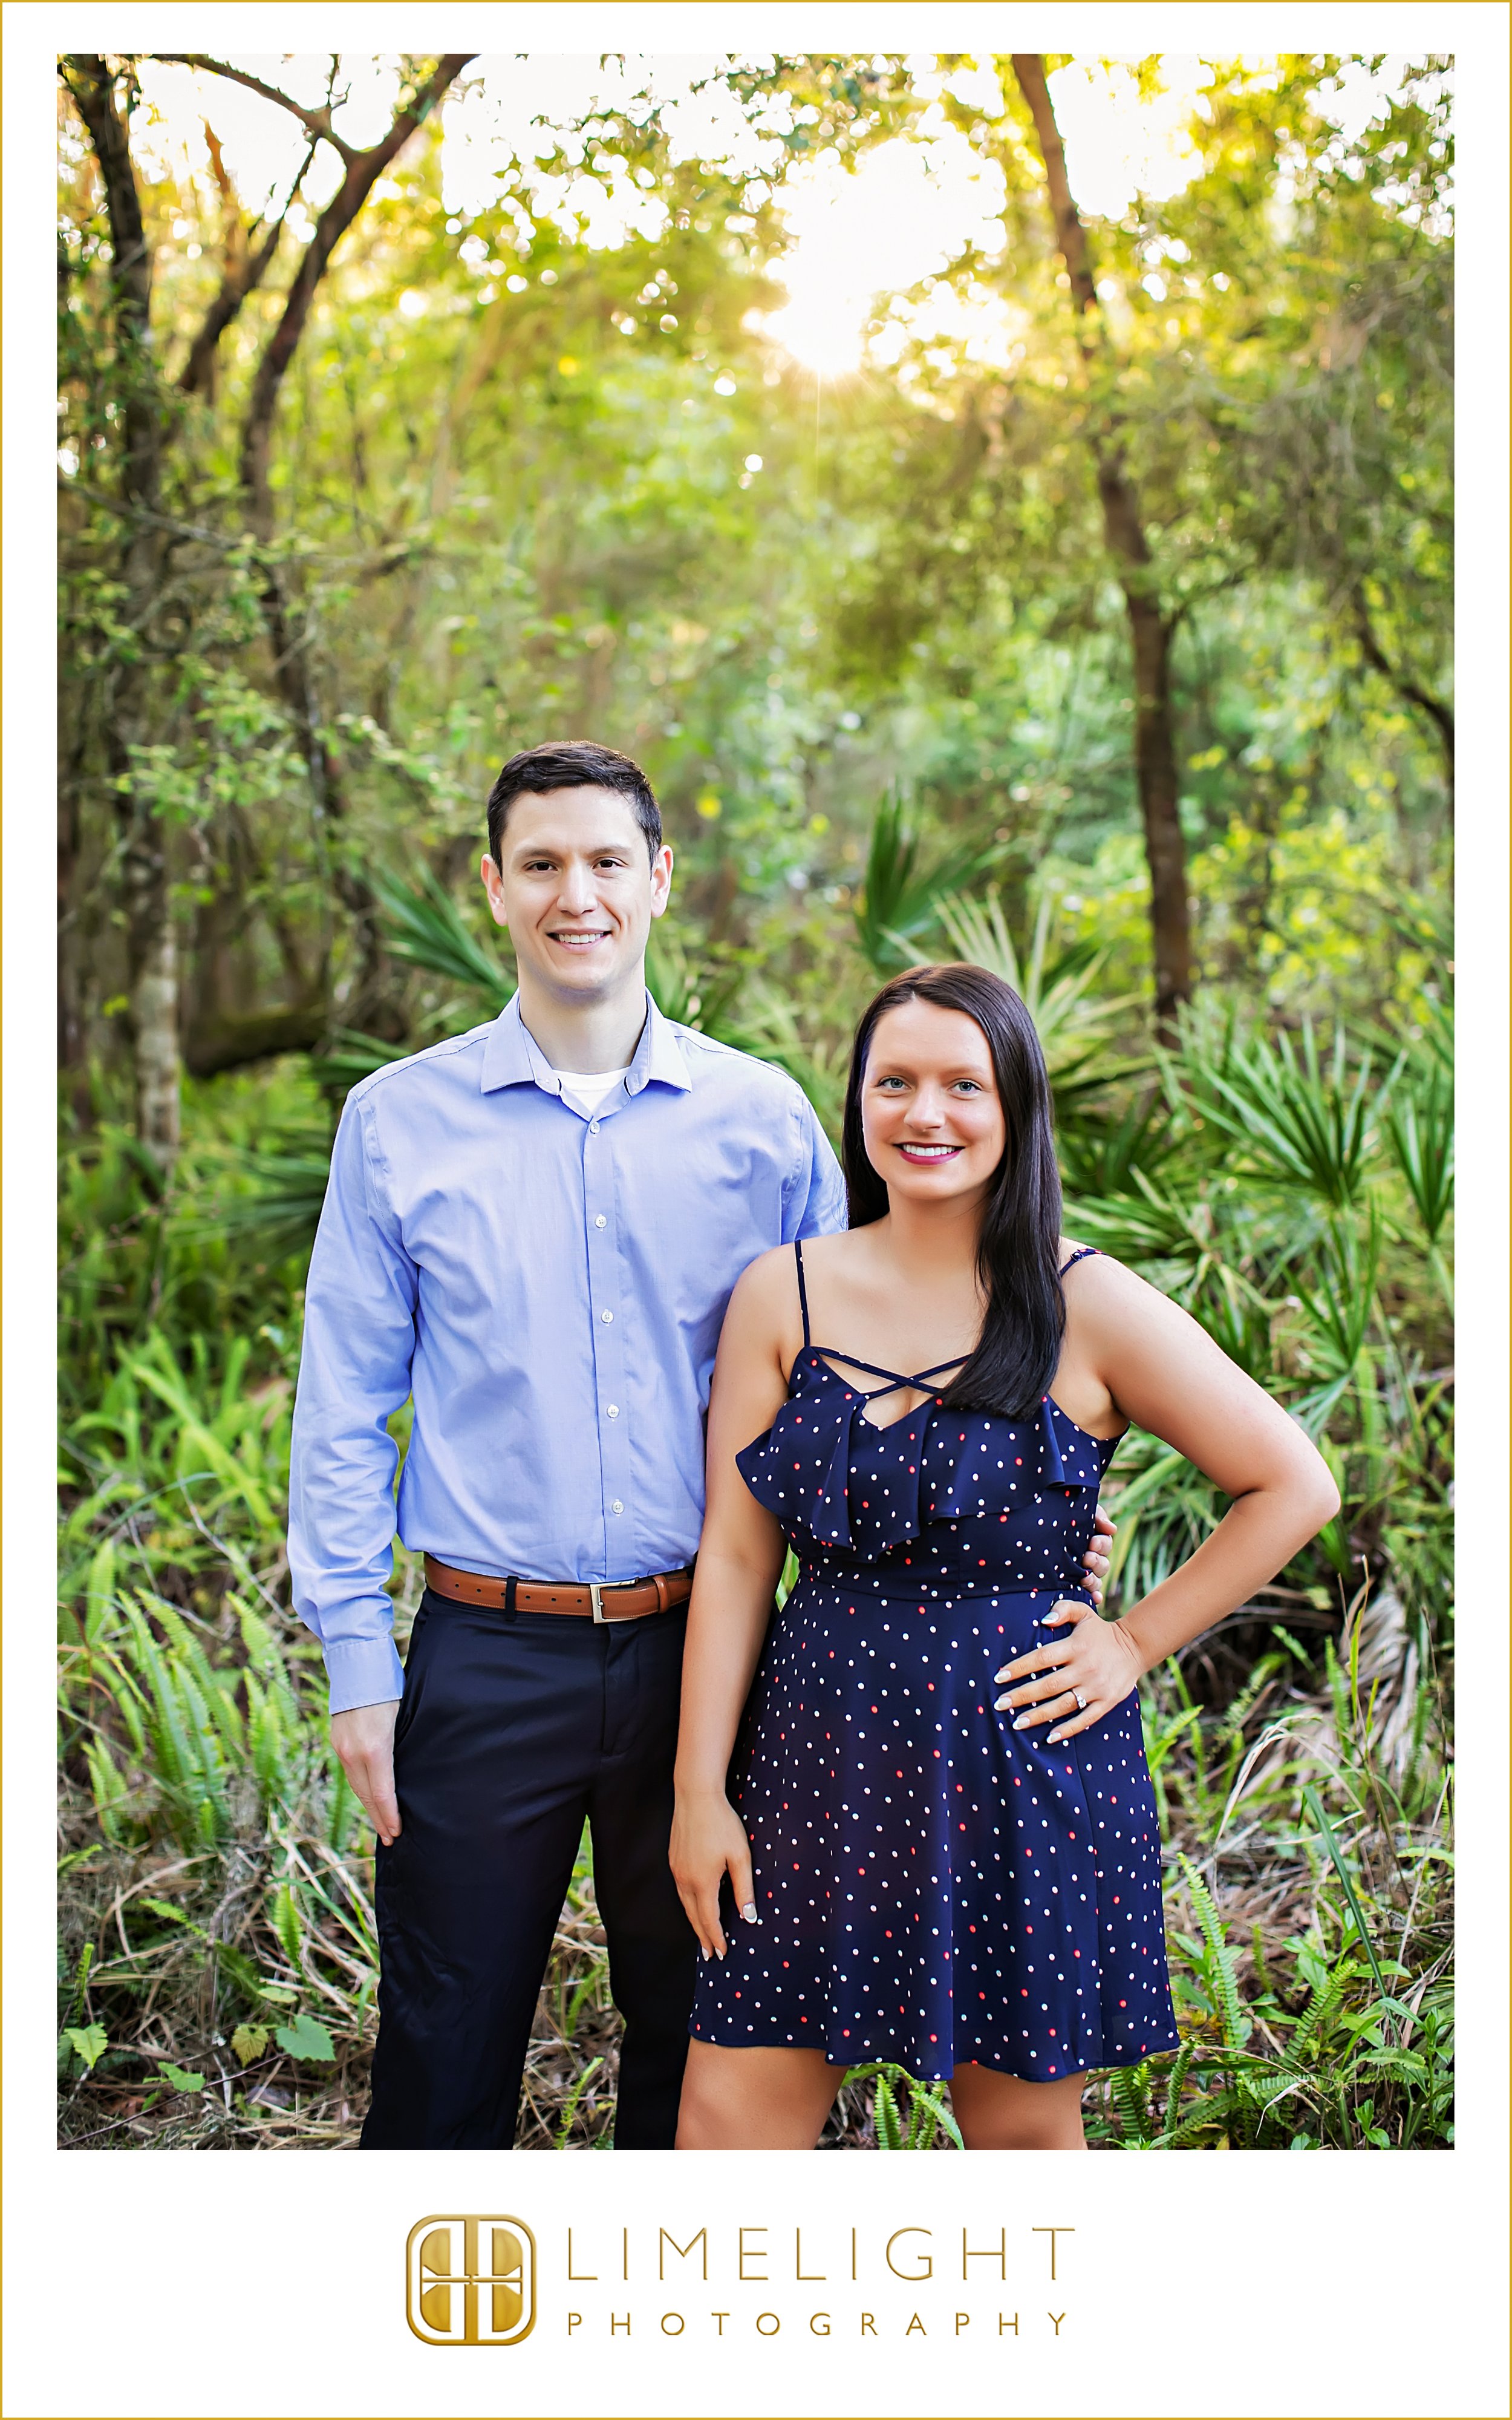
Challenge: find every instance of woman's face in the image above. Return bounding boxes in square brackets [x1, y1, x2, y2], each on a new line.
[861, 998, 1006, 1212]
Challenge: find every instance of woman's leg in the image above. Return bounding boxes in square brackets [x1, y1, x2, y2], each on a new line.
[948, 2063, 1088, 2150]
[676, 2041, 847, 2148]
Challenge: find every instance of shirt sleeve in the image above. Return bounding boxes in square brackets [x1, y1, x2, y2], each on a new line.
[782, 1089, 849, 1240]
[287, 1088, 417, 1715]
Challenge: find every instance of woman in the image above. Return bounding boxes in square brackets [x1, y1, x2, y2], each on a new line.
[670, 963, 1340, 2151]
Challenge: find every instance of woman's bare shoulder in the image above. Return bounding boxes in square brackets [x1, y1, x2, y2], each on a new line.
[718, 1246, 810, 1381]
[727, 1241, 806, 1323]
[726, 1241, 787, 1290]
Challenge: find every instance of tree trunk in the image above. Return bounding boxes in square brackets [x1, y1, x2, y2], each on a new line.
[63, 56, 181, 1163]
[1011, 54, 1193, 1031]
[129, 913, 181, 1162]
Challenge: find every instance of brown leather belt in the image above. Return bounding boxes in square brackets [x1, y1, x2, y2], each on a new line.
[423, 1555, 694, 1623]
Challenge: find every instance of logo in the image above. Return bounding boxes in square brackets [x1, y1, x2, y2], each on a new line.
[406, 2216, 536, 2347]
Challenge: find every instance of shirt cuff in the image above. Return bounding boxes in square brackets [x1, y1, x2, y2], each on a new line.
[323, 1633, 406, 1717]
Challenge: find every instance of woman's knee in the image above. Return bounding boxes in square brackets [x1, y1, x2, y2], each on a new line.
[949, 2066, 1087, 2150]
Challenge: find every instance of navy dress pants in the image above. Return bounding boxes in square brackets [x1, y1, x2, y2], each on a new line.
[361, 1591, 698, 2148]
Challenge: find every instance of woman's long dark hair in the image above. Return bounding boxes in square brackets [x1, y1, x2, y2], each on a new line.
[841, 962, 1064, 1419]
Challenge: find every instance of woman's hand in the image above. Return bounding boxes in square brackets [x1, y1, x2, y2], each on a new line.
[1083, 1502, 1115, 1608]
[994, 1598, 1144, 1744]
[670, 1790, 757, 1960]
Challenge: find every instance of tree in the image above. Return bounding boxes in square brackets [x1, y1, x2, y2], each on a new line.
[58, 52, 474, 1164]
[1009, 54, 1192, 1031]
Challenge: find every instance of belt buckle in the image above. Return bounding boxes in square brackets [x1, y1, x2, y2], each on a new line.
[590, 1583, 607, 1624]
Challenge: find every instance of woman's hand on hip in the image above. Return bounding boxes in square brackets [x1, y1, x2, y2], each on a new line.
[670, 1790, 757, 1960]
[1081, 1502, 1115, 1608]
[994, 1598, 1144, 1743]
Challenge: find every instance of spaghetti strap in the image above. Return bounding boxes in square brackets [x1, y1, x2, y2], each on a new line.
[795, 1240, 963, 1392]
[1059, 1245, 1100, 1277]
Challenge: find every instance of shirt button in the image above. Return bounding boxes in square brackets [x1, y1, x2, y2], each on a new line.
[601, 1309, 613, 1323]
[606, 1404, 619, 1418]
[588, 1120, 601, 1134]
[595, 1214, 607, 1229]
[611, 1499, 624, 1514]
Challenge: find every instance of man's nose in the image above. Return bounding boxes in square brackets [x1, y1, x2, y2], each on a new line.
[556, 860, 599, 913]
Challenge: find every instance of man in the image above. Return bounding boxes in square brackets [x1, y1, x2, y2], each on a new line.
[288, 741, 847, 2148]
[288, 738, 1110, 2149]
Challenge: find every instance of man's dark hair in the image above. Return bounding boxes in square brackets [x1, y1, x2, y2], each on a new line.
[486, 741, 663, 864]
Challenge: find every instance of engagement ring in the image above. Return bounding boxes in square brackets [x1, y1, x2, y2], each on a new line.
[1073, 1689, 1087, 1710]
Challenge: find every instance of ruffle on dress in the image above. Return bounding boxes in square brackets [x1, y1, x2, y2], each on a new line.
[735, 1352, 1107, 1564]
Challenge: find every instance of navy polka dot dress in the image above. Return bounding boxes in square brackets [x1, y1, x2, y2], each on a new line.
[689, 1243, 1179, 2084]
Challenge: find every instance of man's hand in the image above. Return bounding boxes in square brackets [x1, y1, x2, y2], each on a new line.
[1082, 1502, 1116, 1609]
[330, 1699, 402, 1845]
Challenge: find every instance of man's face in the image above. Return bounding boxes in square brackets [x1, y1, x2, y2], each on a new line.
[480, 786, 673, 1006]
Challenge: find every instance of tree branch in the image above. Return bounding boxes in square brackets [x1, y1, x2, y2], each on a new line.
[1352, 584, 1455, 807]
[152, 54, 359, 165]
[238, 52, 475, 537]
[178, 131, 317, 397]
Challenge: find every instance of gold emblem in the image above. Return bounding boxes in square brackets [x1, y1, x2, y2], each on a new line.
[405, 2216, 536, 2346]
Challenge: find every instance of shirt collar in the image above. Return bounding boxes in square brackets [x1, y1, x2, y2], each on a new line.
[479, 989, 692, 1097]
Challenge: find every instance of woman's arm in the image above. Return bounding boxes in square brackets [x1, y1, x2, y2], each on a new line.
[999, 1254, 1341, 1741]
[670, 1250, 798, 1958]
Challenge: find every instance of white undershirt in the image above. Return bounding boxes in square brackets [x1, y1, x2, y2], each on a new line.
[553, 1065, 631, 1113]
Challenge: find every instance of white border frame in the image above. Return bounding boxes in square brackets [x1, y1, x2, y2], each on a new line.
[8, 8, 1504, 2416]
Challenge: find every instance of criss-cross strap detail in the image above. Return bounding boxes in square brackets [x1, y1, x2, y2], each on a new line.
[793, 1240, 965, 1402]
[814, 1350, 964, 1404]
[1059, 1244, 1100, 1277]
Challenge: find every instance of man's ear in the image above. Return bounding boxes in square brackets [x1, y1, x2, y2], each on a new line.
[648, 843, 674, 919]
[480, 853, 509, 927]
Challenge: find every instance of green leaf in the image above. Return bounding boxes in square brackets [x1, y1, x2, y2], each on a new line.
[63, 2023, 108, 2072]
[274, 2012, 337, 2064]
[231, 2023, 270, 2065]
[873, 2070, 902, 2148]
[159, 2061, 206, 2093]
[1303, 1785, 1392, 2003]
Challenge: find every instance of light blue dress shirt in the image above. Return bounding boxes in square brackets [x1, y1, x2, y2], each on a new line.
[287, 993, 847, 1712]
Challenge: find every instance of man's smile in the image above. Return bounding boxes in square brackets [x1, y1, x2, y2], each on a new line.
[548, 927, 613, 950]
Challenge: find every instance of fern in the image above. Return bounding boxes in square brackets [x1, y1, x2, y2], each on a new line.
[1177, 1854, 1252, 2051]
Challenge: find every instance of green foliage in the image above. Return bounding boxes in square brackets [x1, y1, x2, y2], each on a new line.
[853, 793, 998, 973]
[62, 2024, 109, 2073]
[368, 864, 514, 1012]
[1198, 1019, 1383, 1209]
[842, 2061, 965, 2150]
[274, 2012, 337, 2065]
